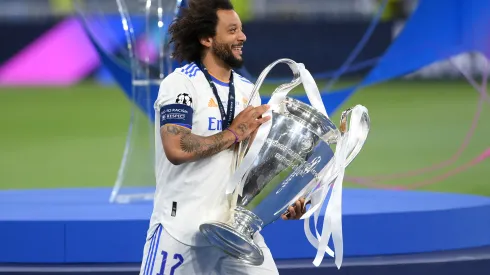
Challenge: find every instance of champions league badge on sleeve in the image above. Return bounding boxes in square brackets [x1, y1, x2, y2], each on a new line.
[176, 93, 193, 107]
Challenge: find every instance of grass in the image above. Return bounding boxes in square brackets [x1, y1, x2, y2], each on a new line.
[0, 79, 489, 196]
[0, 83, 129, 190]
[339, 80, 490, 195]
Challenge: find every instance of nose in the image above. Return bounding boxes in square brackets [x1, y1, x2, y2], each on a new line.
[238, 29, 246, 42]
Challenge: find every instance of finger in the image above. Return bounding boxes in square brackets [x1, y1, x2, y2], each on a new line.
[288, 206, 296, 219]
[256, 116, 271, 124]
[295, 200, 302, 219]
[300, 197, 307, 213]
[281, 214, 288, 220]
[242, 105, 254, 114]
[295, 200, 302, 211]
[254, 104, 270, 115]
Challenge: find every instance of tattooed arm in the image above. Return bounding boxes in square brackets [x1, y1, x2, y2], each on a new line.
[161, 105, 271, 165]
[161, 125, 237, 165]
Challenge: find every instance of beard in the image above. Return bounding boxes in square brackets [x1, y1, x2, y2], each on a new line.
[211, 40, 244, 69]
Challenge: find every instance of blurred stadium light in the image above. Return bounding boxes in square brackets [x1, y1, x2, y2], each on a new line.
[0, 0, 417, 18]
[251, 0, 377, 20]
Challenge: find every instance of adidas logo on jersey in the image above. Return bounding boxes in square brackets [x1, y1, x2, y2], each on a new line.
[208, 98, 218, 107]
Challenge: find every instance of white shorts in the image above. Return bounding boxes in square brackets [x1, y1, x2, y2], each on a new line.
[139, 224, 279, 275]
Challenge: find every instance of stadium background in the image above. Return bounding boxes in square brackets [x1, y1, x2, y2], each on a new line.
[1, 0, 490, 274]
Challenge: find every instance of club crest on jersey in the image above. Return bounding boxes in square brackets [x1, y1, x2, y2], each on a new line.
[176, 93, 193, 107]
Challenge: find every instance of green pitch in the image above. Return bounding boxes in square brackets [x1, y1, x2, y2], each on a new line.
[0, 79, 489, 196]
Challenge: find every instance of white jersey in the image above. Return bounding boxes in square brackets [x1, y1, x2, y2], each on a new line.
[149, 62, 261, 246]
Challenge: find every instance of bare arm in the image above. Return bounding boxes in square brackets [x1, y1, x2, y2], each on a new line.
[161, 124, 236, 165]
[161, 105, 271, 165]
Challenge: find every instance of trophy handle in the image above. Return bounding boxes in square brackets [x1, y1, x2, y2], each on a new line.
[248, 58, 302, 107]
[313, 105, 371, 191]
[234, 59, 304, 169]
[339, 106, 371, 168]
[284, 105, 370, 217]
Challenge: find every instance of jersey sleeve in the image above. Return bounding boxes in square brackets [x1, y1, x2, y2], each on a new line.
[154, 73, 197, 130]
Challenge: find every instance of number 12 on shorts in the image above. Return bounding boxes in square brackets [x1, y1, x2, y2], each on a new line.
[157, 250, 184, 275]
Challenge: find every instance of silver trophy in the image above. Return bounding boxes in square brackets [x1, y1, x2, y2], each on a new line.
[199, 59, 370, 266]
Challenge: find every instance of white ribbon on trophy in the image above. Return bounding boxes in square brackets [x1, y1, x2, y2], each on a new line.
[301, 104, 369, 269]
[226, 59, 370, 269]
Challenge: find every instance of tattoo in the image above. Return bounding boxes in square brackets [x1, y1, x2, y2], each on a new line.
[166, 125, 186, 135]
[237, 123, 248, 135]
[180, 132, 202, 154]
[164, 124, 233, 159]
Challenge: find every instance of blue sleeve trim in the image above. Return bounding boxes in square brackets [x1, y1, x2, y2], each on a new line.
[159, 104, 193, 129]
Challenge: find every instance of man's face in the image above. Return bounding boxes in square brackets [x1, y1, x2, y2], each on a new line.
[212, 9, 246, 68]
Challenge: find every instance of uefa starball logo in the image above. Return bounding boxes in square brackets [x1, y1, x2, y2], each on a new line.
[176, 93, 193, 107]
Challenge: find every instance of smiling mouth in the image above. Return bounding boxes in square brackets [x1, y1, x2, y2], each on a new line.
[232, 45, 243, 55]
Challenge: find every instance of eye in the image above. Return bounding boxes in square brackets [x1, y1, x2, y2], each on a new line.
[229, 28, 237, 34]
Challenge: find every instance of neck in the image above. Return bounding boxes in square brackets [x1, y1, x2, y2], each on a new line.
[201, 52, 232, 81]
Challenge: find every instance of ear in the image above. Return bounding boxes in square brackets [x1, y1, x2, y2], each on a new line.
[199, 36, 213, 48]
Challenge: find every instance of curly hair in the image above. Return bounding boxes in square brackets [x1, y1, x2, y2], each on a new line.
[169, 0, 234, 63]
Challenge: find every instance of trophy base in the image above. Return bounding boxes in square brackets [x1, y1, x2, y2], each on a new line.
[199, 207, 265, 266]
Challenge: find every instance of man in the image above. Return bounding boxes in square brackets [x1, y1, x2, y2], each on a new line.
[140, 0, 306, 274]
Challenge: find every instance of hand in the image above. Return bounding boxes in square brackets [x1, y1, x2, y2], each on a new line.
[281, 197, 308, 220]
[228, 105, 271, 142]
[248, 122, 260, 144]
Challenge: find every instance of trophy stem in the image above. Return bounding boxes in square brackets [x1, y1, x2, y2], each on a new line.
[199, 207, 265, 265]
[232, 207, 264, 235]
